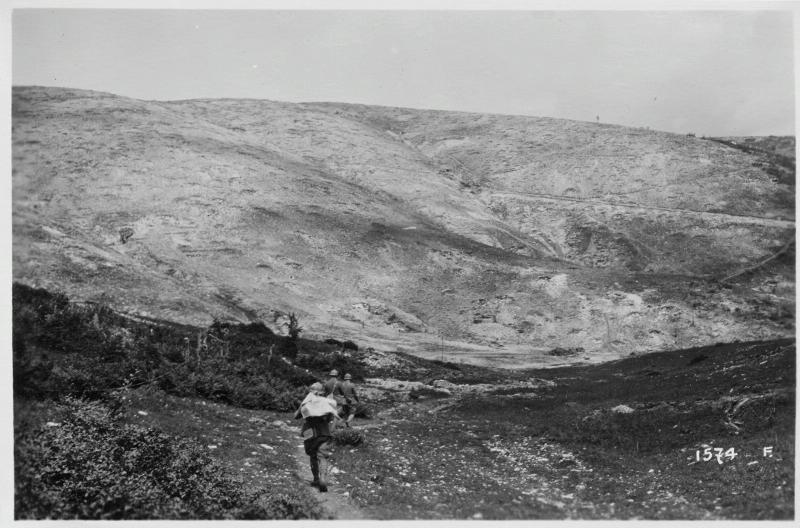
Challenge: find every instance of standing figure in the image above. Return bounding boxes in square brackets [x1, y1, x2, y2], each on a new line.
[339, 373, 360, 428]
[295, 382, 338, 492]
[323, 369, 341, 397]
[323, 368, 346, 418]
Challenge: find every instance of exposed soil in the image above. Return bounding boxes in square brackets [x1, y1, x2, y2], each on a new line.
[12, 86, 795, 364]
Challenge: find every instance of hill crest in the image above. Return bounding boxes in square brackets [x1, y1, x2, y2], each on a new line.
[12, 86, 795, 366]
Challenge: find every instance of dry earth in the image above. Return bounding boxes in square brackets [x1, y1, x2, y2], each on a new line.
[12, 86, 794, 366]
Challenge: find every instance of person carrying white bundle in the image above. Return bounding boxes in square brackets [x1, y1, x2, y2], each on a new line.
[294, 382, 339, 492]
[298, 383, 339, 419]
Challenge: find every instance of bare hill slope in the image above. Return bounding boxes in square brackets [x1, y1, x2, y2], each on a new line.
[12, 86, 795, 366]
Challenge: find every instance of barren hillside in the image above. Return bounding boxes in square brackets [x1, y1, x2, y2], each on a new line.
[12, 86, 795, 366]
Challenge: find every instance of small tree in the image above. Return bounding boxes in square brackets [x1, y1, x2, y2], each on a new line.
[284, 313, 303, 340]
[119, 227, 134, 244]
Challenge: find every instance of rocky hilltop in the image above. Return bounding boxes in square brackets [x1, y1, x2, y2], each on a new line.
[12, 86, 795, 366]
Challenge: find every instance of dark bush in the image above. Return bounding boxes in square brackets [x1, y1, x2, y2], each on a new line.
[12, 283, 316, 410]
[354, 402, 373, 419]
[547, 347, 584, 357]
[408, 386, 451, 400]
[332, 427, 366, 447]
[14, 397, 322, 520]
[294, 349, 367, 381]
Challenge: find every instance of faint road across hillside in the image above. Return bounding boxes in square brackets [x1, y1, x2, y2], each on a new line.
[489, 192, 796, 228]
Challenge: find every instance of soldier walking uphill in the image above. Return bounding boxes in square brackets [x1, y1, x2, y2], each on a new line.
[340, 373, 360, 427]
[323, 369, 346, 419]
[323, 369, 343, 399]
[294, 382, 338, 492]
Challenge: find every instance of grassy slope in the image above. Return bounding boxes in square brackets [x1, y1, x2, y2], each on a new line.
[12, 284, 794, 519]
[14, 391, 325, 520]
[12, 86, 795, 363]
[332, 339, 795, 519]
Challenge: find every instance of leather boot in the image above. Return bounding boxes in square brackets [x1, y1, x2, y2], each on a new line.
[317, 440, 332, 492]
[317, 455, 329, 492]
[309, 456, 320, 487]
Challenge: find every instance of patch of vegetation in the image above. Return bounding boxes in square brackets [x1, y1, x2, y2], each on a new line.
[707, 137, 795, 185]
[334, 339, 794, 519]
[293, 348, 369, 382]
[354, 402, 374, 419]
[12, 283, 319, 411]
[15, 397, 321, 520]
[409, 386, 451, 400]
[366, 350, 522, 385]
[332, 427, 366, 447]
[547, 346, 584, 357]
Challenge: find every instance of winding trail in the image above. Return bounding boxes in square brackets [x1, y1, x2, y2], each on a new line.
[274, 420, 366, 519]
[489, 191, 795, 228]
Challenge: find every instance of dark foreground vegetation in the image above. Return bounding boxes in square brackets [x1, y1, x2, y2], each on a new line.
[12, 283, 351, 519]
[15, 397, 319, 520]
[13, 283, 369, 411]
[13, 283, 795, 520]
[333, 339, 795, 519]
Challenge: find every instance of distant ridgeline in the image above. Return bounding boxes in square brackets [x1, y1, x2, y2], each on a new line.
[11, 87, 796, 359]
[707, 136, 795, 186]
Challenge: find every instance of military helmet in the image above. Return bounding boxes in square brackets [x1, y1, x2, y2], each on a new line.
[329, 369, 339, 376]
[344, 373, 352, 380]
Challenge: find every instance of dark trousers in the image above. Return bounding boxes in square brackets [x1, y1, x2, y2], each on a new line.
[304, 436, 332, 485]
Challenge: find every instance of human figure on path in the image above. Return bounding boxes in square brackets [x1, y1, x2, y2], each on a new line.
[339, 373, 360, 428]
[323, 369, 342, 398]
[323, 369, 346, 420]
[294, 382, 338, 492]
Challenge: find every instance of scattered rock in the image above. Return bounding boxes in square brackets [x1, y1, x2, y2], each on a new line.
[611, 404, 635, 414]
[547, 346, 585, 357]
[119, 226, 134, 244]
[556, 457, 578, 468]
[431, 379, 456, 390]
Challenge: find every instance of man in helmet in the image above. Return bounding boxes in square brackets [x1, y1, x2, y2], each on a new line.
[294, 382, 338, 492]
[323, 369, 340, 397]
[323, 368, 346, 417]
[339, 373, 360, 428]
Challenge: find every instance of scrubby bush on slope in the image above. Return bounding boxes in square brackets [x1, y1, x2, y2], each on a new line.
[13, 283, 316, 410]
[15, 397, 321, 520]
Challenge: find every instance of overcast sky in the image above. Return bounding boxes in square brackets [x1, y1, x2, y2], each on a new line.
[12, 8, 796, 136]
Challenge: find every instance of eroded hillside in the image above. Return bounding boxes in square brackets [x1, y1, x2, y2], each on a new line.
[12, 86, 795, 366]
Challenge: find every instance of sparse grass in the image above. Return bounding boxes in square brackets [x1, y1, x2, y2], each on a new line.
[14, 396, 322, 520]
[333, 339, 794, 519]
[11, 282, 795, 519]
[332, 427, 366, 447]
[15, 86, 794, 366]
[13, 283, 316, 411]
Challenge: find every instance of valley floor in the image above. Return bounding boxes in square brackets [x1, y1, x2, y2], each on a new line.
[22, 339, 790, 520]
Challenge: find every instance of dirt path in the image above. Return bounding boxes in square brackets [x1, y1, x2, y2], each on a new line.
[489, 191, 795, 228]
[273, 420, 366, 519]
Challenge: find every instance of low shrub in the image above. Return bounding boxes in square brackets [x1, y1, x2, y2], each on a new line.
[12, 283, 315, 410]
[547, 347, 584, 357]
[294, 349, 368, 381]
[15, 397, 322, 520]
[408, 386, 451, 400]
[354, 402, 373, 419]
[332, 427, 366, 447]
